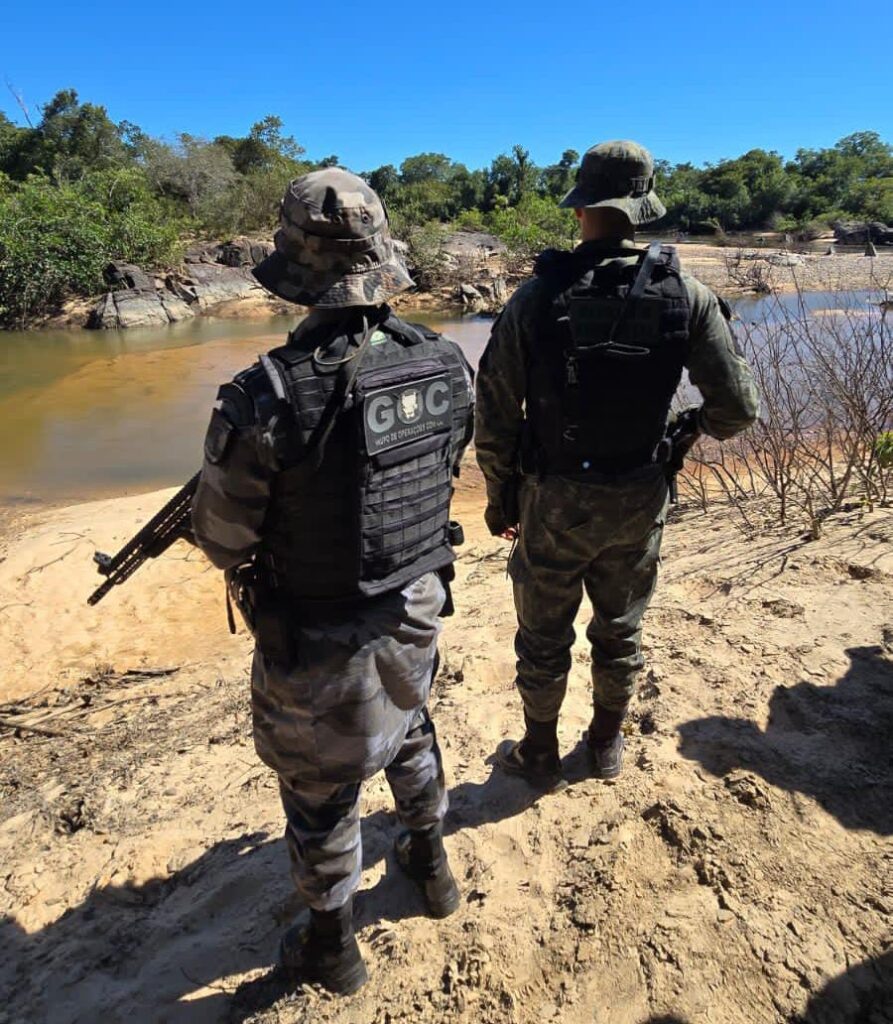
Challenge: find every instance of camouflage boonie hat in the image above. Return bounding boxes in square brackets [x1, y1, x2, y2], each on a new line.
[560, 140, 666, 226]
[252, 168, 414, 307]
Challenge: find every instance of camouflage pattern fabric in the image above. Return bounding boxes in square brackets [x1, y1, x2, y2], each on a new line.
[559, 140, 667, 225]
[250, 573, 445, 784]
[252, 168, 414, 308]
[475, 240, 760, 525]
[251, 573, 447, 911]
[191, 300, 468, 913]
[277, 706, 447, 911]
[475, 238, 759, 718]
[510, 470, 668, 719]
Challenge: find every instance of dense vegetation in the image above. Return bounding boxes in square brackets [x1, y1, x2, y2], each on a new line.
[1, 89, 891, 326]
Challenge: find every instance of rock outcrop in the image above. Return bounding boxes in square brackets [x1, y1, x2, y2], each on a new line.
[167, 264, 261, 313]
[833, 221, 893, 246]
[88, 239, 270, 329]
[89, 289, 195, 330]
[457, 275, 508, 314]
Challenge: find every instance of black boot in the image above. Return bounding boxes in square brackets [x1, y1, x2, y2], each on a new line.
[394, 824, 460, 919]
[586, 704, 627, 780]
[495, 713, 564, 789]
[279, 900, 368, 995]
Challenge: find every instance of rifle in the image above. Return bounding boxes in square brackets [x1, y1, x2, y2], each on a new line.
[87, 473, 200, 606]
[662, 407, 701, 504]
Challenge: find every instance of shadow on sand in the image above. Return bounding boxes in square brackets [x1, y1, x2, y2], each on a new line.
[677, 645, 893, 835]
[636, 948, 892, 1022]
[2, 761, 548, 1023]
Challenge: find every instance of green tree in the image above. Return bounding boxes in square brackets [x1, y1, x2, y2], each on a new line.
[5, 89, 133, 181]
[220, 115, 305, 175]
[143, 134, 237, 217]
[0, 169, 181, 326]
[540, 149, 579, 201]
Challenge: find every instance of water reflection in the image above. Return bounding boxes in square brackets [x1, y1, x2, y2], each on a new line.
[0, 289, 881, 506]
[0, 313, 493, 505]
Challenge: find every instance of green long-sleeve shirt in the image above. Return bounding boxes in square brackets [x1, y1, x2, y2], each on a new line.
[475, 240, 759, 505]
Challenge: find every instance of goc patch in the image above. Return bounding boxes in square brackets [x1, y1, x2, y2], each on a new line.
[363, 373, 452, 456]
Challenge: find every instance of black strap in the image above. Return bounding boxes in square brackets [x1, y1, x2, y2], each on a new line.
[601, 239, 663, 350]
[301, 318, 375, 474]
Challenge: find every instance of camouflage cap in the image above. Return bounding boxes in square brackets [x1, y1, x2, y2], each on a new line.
[252, 168, 414, 307]
[559, 140, 666, 225]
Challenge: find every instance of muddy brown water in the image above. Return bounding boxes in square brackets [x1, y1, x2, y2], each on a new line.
[0, 314, 491, 507]
[0, 290, 880, 507]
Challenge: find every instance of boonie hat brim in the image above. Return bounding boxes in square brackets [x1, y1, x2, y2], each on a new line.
[559, 187, 667, 226]
[252, 251, 415, 308]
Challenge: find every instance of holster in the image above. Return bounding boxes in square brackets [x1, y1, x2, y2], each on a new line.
[225, 563, 296, 667]
[437, 520, 465, 618]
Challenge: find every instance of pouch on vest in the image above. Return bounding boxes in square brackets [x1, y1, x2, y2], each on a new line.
[528, 246, 690, 475]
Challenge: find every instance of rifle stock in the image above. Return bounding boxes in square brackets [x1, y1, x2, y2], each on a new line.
[87, 472, 201, 606]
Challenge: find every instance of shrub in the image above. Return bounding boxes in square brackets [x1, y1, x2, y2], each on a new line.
[680, 293, 893, 535]
[484, 194, 577, 270]
[0, 170, 182, 327]
[876, 432, 893, 469]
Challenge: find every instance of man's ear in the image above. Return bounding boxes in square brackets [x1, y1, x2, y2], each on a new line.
[573, 208, 585, 222]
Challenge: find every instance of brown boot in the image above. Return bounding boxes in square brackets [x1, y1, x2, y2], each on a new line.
[586, 704, 627, 780]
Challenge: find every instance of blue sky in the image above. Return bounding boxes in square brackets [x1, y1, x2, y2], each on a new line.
[3, 0, 891, 172]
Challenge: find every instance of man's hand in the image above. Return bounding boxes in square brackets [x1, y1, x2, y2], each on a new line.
[484, 477, 521, 539]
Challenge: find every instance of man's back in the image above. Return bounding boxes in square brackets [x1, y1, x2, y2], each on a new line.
[474, 139, 758, 789]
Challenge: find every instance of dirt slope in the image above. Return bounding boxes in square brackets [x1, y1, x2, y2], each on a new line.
[1, 470, 891, 1024]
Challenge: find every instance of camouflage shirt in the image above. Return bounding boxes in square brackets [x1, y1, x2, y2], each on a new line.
[475, 239, 760, 504]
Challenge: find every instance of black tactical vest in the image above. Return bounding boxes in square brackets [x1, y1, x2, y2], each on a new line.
[247, 312, 472, 600]
[525, 244, 690, 476]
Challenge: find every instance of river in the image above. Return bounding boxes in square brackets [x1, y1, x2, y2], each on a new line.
[0, 314, 491, 507]
[0, 290, 880, 507]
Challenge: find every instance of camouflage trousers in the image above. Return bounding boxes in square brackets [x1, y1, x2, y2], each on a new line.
[509, 469, 670, 720]
[251, 573, 448, 911]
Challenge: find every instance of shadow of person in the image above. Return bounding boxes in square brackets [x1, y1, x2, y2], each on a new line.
[230, 763, 547, 1020]
[3, 761, 547, 1023]
[2, 831, 290, 1024]
[677, 645, 893, 835]
[797, 949, 892, 1023]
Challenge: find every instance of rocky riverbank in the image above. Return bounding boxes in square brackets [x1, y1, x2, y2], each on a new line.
[34, 229, 893, 332]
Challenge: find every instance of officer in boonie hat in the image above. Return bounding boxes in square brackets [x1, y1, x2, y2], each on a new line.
[559, 139, 667, 226]
[252, 167, 414, 306]
[475, 138, 759, 791]
[194, 167, 474, 995]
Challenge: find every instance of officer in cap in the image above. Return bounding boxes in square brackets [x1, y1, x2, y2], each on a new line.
[192, 168, 474, 994]
[475, 140, 758, 789]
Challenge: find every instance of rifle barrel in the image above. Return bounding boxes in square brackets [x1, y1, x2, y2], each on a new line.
[86, 473, 200, 606]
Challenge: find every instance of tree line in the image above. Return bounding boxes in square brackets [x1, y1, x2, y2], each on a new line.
[1, 89, 891, 326]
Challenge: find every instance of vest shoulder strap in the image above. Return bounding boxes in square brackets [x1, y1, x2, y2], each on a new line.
[383, 315, 430, 347]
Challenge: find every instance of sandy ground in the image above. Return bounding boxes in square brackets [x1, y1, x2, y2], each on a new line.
[672, 243, 893, 297]
[1, 467, 892, 1024]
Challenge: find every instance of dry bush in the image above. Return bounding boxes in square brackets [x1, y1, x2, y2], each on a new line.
[723, 249, 773, 294]
[678, 291, 893, 538]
